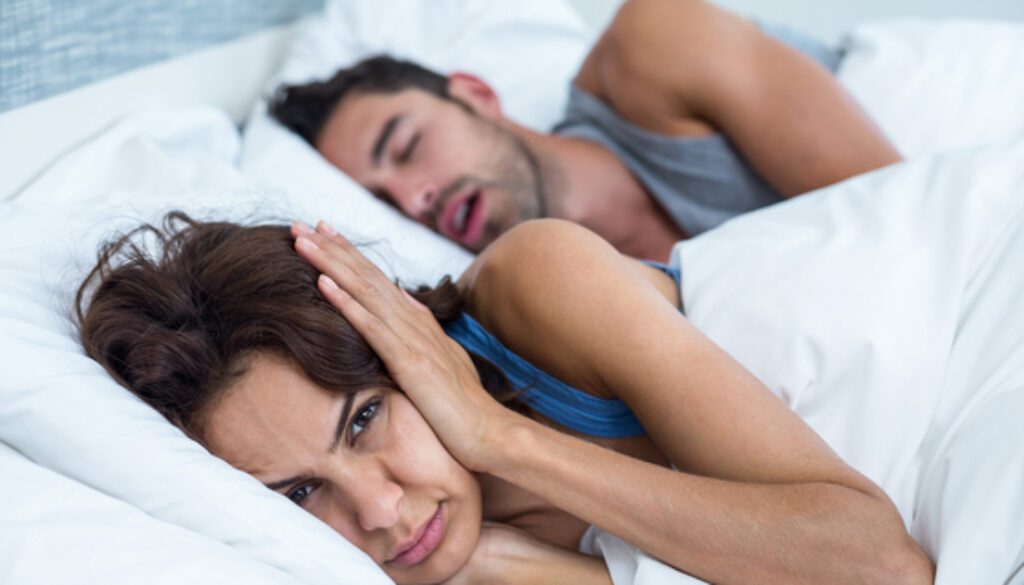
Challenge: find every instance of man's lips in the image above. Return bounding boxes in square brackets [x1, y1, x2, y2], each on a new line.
[439, 188, 485, 247]
[388, 505, 446, 568]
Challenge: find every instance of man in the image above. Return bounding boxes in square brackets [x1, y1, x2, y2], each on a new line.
[270, 0, 900, 261]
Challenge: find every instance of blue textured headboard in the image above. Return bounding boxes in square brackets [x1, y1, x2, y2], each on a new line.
[0, 0, 325, 114]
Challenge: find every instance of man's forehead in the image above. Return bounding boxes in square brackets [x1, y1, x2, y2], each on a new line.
[316, 88, 431, 171]
[328, 87, 441, 131]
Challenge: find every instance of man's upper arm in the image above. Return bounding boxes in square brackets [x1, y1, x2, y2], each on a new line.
[594, 0, 901, 196]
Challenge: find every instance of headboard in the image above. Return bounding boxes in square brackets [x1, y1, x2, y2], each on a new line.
[0, 0, 324, 113]
[0, 0, 325, 200]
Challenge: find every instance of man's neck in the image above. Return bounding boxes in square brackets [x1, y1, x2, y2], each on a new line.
[513, 126, 686, 261]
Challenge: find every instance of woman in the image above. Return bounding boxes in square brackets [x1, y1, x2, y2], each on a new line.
[76, 211, 933, 585]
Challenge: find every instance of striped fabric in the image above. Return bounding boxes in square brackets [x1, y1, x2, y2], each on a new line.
[0, 0, 324, 113]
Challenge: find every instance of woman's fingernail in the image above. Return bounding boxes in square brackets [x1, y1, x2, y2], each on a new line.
[296, 236, 319, 250]
[319, 274, 339, 289]
[293, 221, 314, 235]
[317, 221, 338, 236]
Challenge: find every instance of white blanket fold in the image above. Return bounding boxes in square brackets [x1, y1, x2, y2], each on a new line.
[577, 141, 1024, 585]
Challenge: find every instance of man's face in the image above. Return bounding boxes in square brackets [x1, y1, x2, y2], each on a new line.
[316, 88, 546, 252]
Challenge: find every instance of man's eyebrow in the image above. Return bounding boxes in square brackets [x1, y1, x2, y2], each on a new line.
[372, 114, 404, 166]
[329, 393, 356, 453]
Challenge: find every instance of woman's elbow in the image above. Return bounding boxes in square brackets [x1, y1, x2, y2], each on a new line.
[872, 534, 934, 585]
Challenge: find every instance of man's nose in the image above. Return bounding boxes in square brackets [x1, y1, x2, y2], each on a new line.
[394, 180, 439, 222]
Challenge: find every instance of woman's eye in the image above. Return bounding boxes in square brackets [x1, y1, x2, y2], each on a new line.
[350, 400, 379, 443]
[287, 484, 315, 505]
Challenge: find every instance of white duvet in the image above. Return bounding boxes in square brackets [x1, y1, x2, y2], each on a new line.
[3, 1, 1024, 583]
[581, 139, 1024, 585]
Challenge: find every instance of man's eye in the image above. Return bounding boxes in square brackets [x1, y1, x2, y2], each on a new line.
[287, 484, 315, 505]
[350, 400, 380, 442]
[398, 133, 420, 163]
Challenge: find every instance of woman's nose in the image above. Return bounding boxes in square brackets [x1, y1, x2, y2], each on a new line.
[351, 476, 403, 532]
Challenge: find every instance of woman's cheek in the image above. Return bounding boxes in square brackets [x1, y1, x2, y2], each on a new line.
[315, 492, 374, 554]
[386, 394, 454, 470]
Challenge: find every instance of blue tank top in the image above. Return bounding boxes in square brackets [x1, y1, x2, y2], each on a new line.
[552, 23, 843, 237]
[443, 262, 682, 438]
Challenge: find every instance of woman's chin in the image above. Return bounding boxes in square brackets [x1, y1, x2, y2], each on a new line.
[385, 510, 480, 585]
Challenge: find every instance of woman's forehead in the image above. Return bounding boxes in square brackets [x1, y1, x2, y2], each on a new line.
[202, 353, 338, 470]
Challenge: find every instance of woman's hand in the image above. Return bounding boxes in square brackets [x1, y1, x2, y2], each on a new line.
[443, 522, 613, 585]
[290, 220, 513, 470]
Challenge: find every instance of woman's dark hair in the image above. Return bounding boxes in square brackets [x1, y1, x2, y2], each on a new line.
[269, 54, 451, 147]
[75, 211, 510, 442]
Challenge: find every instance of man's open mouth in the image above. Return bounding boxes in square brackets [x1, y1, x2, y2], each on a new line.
[442, 188, 485, 247]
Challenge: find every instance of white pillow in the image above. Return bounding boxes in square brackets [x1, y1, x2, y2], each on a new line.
[262, 0, 594, 132]
[0, 107, 392, 585]
[0, 443, 308, 585]
[837, 19, 1024, 157]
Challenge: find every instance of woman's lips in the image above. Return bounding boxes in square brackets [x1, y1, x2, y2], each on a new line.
[389, 505, 446, 568]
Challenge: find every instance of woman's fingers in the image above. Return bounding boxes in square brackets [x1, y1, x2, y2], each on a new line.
[292, 221, 407, 314]
[292, 219, 510, 469]
[293, 221, 379, 282]
[292, 220, 438, 347]
[313, 221, 399, 299]
[315, 272, 413, 363]
[293, 219, 462, 364]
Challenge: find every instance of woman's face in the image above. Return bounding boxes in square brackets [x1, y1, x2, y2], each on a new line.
[202, 352, 482, 584]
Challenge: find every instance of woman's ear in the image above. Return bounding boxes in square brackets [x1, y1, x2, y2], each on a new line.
[447, 73, 504, 120]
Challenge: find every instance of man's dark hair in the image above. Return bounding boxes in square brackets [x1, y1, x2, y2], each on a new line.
[268, 55, 450, 147]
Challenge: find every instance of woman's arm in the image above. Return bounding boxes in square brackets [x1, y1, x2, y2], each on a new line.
[445, 522, 612, 585]
[293, 220, 933, 585]
[458, 220, 932, 585]
[574, 0, 901, 196]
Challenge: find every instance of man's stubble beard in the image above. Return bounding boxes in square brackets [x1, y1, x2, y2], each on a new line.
[477, 124, 566, 247]
[425, 116, 566, 251]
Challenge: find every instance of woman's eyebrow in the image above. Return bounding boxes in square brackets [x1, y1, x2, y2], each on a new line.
[372, 114, 404, 166]
[261, 394, 355, 491]
[264, 475, 309, 492]
[329, 393, 357, 453]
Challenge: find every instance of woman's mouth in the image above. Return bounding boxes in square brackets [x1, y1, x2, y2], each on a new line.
[389, 504, 446, 568]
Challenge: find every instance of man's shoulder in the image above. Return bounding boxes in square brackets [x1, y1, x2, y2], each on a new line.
[571, 0, 736, 136]
[573, 0, 678, 98]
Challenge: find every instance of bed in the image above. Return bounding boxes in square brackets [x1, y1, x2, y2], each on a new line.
[2, 1, 1024, 584]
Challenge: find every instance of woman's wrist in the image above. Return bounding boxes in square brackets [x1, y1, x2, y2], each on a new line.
[471, 522, 613, 585]
[467, 409, 539, 475]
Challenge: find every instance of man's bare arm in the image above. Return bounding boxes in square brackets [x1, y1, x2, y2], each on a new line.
[577, 0, 901, 196]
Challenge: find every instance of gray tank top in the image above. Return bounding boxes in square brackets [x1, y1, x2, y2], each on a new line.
[552, 23, 843, 236]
